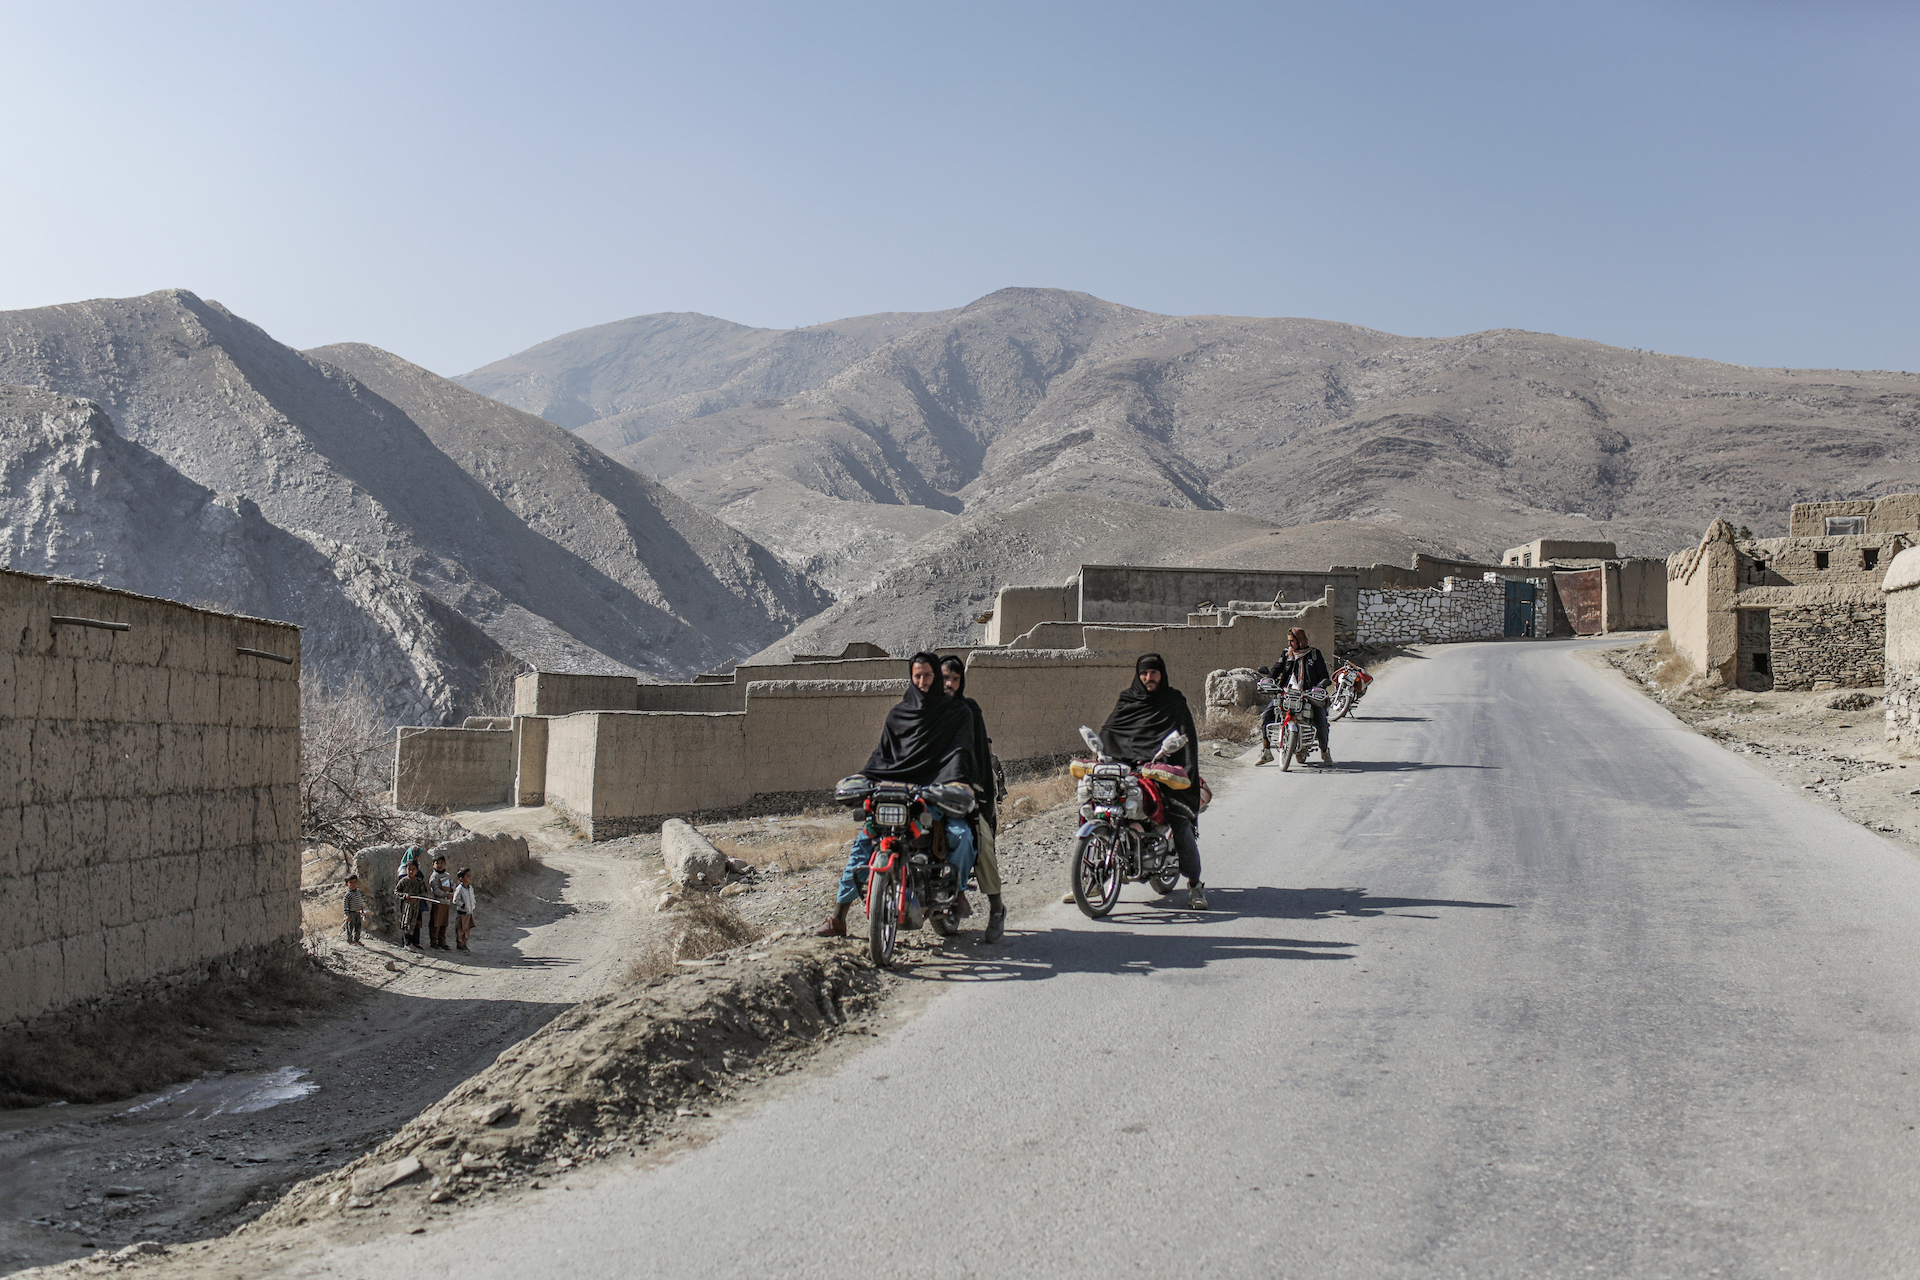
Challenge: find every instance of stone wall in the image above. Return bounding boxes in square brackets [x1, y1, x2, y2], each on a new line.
[0, 569, 301, 1029]
[393, 726, 514, 810]
[1357, 575, 1511, 645]
[1769, 603, 1886, 691]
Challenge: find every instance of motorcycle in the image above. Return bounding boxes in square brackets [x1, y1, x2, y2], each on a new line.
[1257, 677, 1331, 771]
[1067, 725, 1193, 918]
[833, 775, 978, 966]
[1328, 658, 1373, 721]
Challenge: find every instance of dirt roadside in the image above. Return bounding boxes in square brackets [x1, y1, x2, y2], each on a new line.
[1587, 636, 1920, 854]
[0, 812, 652, 1276]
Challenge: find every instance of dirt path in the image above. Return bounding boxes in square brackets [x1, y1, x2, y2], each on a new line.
[0, 812, 650, 1276]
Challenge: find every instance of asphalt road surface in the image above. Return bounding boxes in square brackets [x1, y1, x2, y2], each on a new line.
[306, 639, 1920, 1278]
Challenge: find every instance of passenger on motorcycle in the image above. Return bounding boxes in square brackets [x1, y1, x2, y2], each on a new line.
[940, 656, 1006, 943]
[1100, 653, 1208, 910]
[815, 652, 979, 938]
[1257, 627, 1334, 766]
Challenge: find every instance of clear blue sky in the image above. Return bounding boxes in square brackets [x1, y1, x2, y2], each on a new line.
[5, 0, 1915, 376]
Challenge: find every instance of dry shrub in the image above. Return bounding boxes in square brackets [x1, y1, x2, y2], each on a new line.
[301, 891, 346, 942]
[1203, 705, 1262, 742]
[711, 831, 848, 874]
[627, 895, 762, 982]
[462, 653, 526, 721]
[1002, 766, 1076, 821]
[1643, 631, 1696, 691]
[302, 680, 406, 848]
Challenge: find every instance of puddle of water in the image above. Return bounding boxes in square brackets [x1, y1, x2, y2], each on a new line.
[123, 1067, 318, 1120]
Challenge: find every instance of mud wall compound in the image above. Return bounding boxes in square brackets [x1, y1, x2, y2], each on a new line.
[0, 569, 301, 1029]
[1882, 548, 1920, 748]
[393, 726, 513, 810]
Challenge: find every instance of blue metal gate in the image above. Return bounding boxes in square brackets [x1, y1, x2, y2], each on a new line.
[1504, 580, 1536, 637]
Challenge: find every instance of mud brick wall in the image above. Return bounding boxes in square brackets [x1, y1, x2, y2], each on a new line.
[0, 569, 301, 1028]
[1768, 603, 1886, 690]
[544, 710, 750, 840]
[744, 680, 903, 794]
[393, 726, 513, 810]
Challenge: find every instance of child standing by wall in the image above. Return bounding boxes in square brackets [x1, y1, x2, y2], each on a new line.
[452, 868, 477, 952]
[342, 874, 366, 945]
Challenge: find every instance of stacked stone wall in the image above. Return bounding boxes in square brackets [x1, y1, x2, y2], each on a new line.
[0, 569, 301, 1029]
[1357, 576, 1507, 645]
[1768, 604, 1886, 690]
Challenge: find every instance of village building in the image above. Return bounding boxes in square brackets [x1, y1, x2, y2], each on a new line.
[1500, 539, 1667, 635]
[1667, 496, 1920, 691]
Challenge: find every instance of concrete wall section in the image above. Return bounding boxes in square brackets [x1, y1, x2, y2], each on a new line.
[744, 680, 906, 793]
[393, 727, 514, 810]
[513, 672, 639, 717]
[0, 569, 301, 1028]
[984, 585, 1079, 646]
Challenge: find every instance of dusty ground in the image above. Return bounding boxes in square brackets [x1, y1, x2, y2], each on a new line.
[0, 810, 649, 1275]
[6, 743, 1270, 1280]
[0, 759, 1131, 1278]
[1596, 635, 1920, 851]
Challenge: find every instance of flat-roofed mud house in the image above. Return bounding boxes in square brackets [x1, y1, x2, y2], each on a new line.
[0, 570, 301, 1031]
[1667, 496, 1920, 691]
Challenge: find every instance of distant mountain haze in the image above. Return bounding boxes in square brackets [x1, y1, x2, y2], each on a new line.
[0, 290, 829, 721]
[467, 286, 1920, 652]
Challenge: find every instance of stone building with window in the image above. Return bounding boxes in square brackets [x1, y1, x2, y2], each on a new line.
[1667, 497, 1920, 691]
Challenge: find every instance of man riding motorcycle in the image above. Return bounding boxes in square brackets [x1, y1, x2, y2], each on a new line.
[1100, 653, 1208, 910]
[941, 655, 1005, 943]
[815, 652, 979, 938]
[1257, 627, 1334, 766]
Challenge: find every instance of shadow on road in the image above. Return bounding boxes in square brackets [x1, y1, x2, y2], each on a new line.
[911, 886, 1513, 982]
[1274, 760, 1498, 774]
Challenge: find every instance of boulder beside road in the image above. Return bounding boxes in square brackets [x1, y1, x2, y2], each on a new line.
[662, 819, 730, 888]
[1206, 667, 1263, 710]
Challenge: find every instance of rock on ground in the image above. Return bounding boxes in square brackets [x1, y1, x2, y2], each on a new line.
[661, 819, 730, 888]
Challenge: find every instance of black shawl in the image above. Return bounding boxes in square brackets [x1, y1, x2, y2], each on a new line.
[863, 653, 975, 786]
[942, 660, 997, 830]
[1099, 653, 1200, 777]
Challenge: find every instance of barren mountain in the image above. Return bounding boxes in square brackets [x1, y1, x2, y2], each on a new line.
[0, 290, 829, 720]
[483, 288, 1920, 600]
[0, 385, 506, 722]
[456, 308, 958, 447]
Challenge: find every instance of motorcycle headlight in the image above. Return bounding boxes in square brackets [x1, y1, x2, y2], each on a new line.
[874, 802, 909, 827]
[1091, 779, 1119, 801]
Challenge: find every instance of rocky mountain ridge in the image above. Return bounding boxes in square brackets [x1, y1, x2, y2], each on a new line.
[0, 291, 830, 721]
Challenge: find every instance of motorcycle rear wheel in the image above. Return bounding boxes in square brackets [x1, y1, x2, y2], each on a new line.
[928, 910, 956, 937]
[1071, 828, 1124, 918]
[1148, 867, 1181, 896]
[867, 870, 899, 967]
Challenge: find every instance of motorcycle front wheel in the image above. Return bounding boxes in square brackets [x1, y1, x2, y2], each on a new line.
[1071, 827, 1124, 918]
[1331, 693, 1354, 721]
[1280, 725, 1297, 772]
[867, 870, 900, 967]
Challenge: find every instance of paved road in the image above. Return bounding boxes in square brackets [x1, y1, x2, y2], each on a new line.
[311, 640, 1920, 1278]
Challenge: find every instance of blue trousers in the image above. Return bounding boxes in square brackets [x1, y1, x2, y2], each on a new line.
[836, 816, 978, 906]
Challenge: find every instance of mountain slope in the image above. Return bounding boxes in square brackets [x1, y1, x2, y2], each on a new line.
[0, 290, 833, 716]
[0, 385, 507, 722]
[488, 288, 1917, 585]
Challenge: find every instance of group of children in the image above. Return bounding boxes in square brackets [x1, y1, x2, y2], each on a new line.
[338, 846, 480, 953]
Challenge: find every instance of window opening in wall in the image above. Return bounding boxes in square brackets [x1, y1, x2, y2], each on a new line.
[1522, 553, 1532, 566]
[1747, 558, 1768, 584]
[1864, 547, 1880, 570]
[1815, 551, 1830, 570]
[1753, 652, 1770, 675]
[1826, 516, 1867, 536]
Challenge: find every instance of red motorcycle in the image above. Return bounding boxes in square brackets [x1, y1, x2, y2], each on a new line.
[834, 776, 978, 966]
[1329, 658, 1373, 721]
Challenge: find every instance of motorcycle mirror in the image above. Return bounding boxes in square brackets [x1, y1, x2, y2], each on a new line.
[1255, 666, 1270, 676]
[1079, 725, 1103, 755]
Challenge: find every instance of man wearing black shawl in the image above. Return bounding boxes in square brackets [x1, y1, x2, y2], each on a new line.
[816, 652, 980, 937]
[1099, 653, 1209, 910]
[941, 655, 1005, 943]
